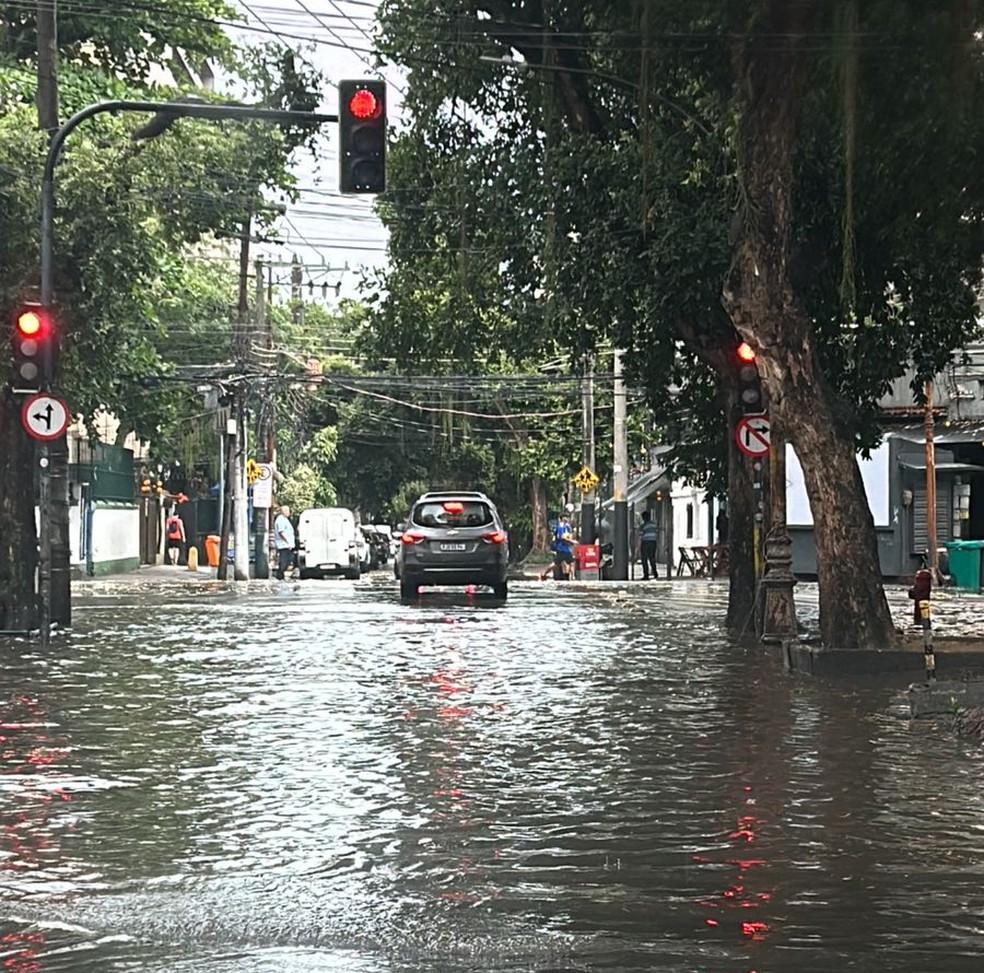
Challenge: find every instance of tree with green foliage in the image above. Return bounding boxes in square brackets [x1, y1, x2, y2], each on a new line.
[373, 0, 984, 647]
[0, 2, 323, 629]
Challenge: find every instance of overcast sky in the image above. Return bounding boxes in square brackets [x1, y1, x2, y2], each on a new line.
[230, 1, 403, 303]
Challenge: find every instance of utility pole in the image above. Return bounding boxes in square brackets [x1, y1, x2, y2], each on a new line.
[581, 354, 596, 544]
[36, 0, 70, 638]
[612, 349, 629, 580]
[231, 215, 251, 582]
[216, 411, 236, 581]
[219, 212, 251, 580]
[233, 397, 249, 581]
[291, 254, 304, 327]
[924, 379, 939, 578]
[36, 1, 59, 133]
[252, 258, 269, 579]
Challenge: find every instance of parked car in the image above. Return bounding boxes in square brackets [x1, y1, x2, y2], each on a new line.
[395, 491, 509, 601]
[355, 529, 371, 574]
[360, 525, 390, 569]
[297, 507, 361, 579]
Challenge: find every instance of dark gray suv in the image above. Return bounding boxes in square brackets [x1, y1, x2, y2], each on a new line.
[396, 491, 509, 601]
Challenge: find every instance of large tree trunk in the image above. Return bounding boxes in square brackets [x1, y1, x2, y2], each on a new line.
[529, 476, 550, 554]
[723, 0, 895, 649]
[0, 390, 39, 632]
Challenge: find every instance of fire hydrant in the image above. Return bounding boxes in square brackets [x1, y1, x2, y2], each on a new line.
[908, 568, 932, 625]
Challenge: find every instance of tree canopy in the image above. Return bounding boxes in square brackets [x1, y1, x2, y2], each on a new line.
[368, 0, 984, 645]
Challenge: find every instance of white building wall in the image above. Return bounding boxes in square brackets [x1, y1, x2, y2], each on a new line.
[670, 480, 715, 570]
[90, 506, 139, 567]
[69, 505, 83, 567]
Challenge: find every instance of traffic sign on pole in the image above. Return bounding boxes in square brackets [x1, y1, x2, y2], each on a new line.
[573, 465, 600, 493]
[20, 392, 69, 442]
[735, 415, 771, 457]
[252, 463, 274, 508]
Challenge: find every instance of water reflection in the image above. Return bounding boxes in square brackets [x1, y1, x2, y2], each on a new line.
[0, 580, 983, 971]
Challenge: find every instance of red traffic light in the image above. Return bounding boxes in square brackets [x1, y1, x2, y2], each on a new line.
[737, 342, 756, 363]
[16, 309, 44, 336]
[348, 88, 381, 120]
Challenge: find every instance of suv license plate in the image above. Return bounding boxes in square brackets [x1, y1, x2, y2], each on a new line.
[440, 543, 467, 552]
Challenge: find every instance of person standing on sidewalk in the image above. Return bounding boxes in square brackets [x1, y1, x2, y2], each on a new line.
[273, 505, 296, 580]
[164, 510, 186, 566]
[639, 510, 660, 580]
[540, 513, 576, 581]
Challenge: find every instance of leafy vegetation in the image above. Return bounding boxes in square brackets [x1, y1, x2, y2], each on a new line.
[370, 0, 984, 645]
[0, 0, 324, 627]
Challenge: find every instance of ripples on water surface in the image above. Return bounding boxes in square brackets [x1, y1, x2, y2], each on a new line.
[1, 577, 983, 972]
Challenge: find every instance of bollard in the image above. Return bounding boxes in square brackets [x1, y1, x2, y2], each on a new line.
[187, 545, 199, 572]
[920, 598, 935, 682]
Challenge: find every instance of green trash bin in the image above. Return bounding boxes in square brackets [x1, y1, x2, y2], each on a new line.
[944, 540, 984, 593]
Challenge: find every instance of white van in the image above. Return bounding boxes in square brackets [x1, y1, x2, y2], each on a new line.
[297, 507, 361, 579]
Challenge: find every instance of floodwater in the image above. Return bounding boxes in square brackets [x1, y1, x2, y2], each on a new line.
[0, 576, 982, 972]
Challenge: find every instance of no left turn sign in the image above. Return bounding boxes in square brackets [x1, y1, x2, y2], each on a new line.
[735, 415, 771, 457]
[20, 393, 70, 442]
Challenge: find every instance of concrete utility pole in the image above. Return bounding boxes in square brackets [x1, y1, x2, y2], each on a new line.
[291, 255, 304, 327]
[612, 349, 629, 580]
[252, 258, 269, 579]
[233, 399, 249, 581]
[36, 0, 71, 640]
[230, 216, 251, 584]
[36, 1, 59, 132]
[924, 380, 939, 577]
[581, 354, 596, 544]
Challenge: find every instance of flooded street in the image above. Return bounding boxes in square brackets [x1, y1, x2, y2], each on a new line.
[1, 577, 983, 972]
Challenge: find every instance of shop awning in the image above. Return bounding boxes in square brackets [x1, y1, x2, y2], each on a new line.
[601, 466, 671, 509]
[891, 421, 984, 445]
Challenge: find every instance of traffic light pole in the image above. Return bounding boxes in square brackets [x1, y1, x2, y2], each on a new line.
[36, 99, 336, 636]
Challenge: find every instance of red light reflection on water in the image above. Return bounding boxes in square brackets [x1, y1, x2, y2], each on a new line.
[0, 931, 45, 972]
[693, 783, 776, 949]
[0, 693, 72, 881]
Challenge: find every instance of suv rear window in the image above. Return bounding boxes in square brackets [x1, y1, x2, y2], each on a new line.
[412, 500, 493, 528]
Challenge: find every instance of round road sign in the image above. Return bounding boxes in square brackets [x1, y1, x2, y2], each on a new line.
[735, 415, 771, 458]
[20, 393, 70, 442]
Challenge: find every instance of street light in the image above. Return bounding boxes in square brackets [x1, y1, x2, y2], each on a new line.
[36, 98, 338, 644]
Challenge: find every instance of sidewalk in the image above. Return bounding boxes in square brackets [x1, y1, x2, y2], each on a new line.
[75, 562, 222, 585]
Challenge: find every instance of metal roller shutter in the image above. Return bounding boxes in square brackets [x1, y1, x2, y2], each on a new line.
[912, 482, 952, 553]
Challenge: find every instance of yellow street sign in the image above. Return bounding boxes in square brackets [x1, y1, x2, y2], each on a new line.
[573, 465, 600, 493]
[246, 458, 262, 485]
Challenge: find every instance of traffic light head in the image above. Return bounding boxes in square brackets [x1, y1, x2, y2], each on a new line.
[339, 79, 386, 194]
[736, 341, 764, 415]
[11, 303, 56, 391]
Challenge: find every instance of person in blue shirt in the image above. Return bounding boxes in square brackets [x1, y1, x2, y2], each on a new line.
[540, 513, 576, 580]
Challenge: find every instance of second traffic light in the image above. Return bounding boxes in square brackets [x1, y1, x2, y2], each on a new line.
[736, 341, 764, 415]
[11, 303, 57, 392]
[338, 79, 386, 194]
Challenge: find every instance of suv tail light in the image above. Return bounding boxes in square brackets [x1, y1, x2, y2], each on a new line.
[482, 530, 506, 544]
[401, 531, 426, 545]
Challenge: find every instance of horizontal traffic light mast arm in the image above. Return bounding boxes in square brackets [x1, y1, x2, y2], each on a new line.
[41, 100, 337, 304]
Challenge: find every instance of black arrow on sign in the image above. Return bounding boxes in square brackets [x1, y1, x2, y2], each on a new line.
[33, 403, 54, 430]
